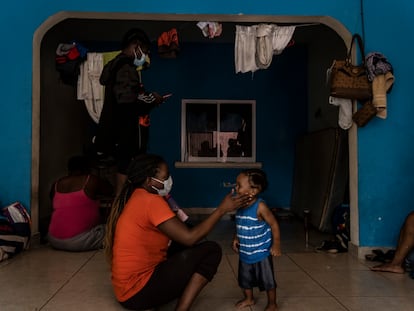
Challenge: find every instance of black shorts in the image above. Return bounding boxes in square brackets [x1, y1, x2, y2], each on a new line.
[238, 255, 277, 291]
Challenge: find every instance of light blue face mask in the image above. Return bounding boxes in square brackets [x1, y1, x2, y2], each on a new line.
[133, 46, 146, 67]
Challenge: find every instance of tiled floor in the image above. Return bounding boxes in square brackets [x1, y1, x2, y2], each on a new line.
[1, 215, 414, 311]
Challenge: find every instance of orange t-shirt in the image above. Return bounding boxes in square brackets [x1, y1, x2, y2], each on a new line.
[111, 188, 175, 302]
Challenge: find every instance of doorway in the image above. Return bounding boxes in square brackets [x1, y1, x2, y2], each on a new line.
[32, 12, 358, 248]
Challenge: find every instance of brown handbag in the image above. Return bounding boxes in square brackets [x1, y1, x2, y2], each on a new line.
[329, 34, 372, 101]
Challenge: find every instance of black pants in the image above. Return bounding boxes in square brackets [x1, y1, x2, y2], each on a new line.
[120, 241, 222, 310]
[116, 123, 149, 174]
[94, 97, 149, 174]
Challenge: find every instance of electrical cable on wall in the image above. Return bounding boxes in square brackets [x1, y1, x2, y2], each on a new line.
[360, 0, 366, 42]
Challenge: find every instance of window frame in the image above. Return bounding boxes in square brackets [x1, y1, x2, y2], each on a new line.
[180, 99, 257, 164]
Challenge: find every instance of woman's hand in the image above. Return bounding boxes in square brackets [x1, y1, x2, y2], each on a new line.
[217, 190, 252, 214]
[151, 92, 164, 105]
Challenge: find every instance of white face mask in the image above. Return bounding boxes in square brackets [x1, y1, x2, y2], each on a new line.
[151, 175, 173, 196]
[133, 46, 146, 67]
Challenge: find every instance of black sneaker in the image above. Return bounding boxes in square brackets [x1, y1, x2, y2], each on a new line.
[335, 233, 349, 250]
[316, 240, 333, 252]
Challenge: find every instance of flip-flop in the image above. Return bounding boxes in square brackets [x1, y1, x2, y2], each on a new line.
[371, 249, 395, 263]
[365, 253, 386, 263]
[372, 249, 385, 256]
[365, 254, 379, 261]
[384, 249, 396, 261]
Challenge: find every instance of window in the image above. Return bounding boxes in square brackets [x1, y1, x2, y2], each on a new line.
[181, 99, 256, 164]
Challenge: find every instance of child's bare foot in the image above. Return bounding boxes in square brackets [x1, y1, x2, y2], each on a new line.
[235, 298, 255, 309]
[370, 263, 405, 274]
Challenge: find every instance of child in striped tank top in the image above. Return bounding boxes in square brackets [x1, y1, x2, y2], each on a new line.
[232, 168, 281, 311]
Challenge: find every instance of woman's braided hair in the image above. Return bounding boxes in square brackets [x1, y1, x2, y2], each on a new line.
[104, 154, 166, 263]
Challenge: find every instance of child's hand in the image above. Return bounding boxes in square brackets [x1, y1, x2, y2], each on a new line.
[232, 239, 240, 253]
[270, 245, 281, 257]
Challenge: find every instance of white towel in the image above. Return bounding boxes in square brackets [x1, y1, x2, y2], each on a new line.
[329, 96, 353, 130]
[372, 72, 394, 119]
[235, 25, 259, 73]
[255, 24, 274, 69]
[235, 24, 295, 73]
[77, 53, 104, 123]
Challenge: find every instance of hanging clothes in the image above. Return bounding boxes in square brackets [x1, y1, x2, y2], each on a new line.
[371, 71, 394, 119]
[235, 25, 259, 73]
[329, 96, 353, 130]
[77, 50, 150, 123]
[56, 42, 87, 86]
[256, 24, 296, 70]
[77, 53, 104, 124]
[158, 28, 180, 58]
[103, 51, 122, 66]
[196, 22, 223, 38]
[271, 25, 296, 55]
[365, 52, 394, 119]
[255, 24, 275, 70]
[365, 52, 393, 82]
[235, 24, 296, 73]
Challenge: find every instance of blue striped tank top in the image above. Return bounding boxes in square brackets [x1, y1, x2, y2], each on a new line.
[235, 198, 272, 264]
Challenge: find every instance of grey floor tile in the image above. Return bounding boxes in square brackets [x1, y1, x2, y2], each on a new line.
[191, 297, 248, 311]
[274, 254, 302, 272]
[200, 273, 242, 299]
[288, 252, 369, 271]
[310, 269, 408, 297]
[0, 246, 97, 311]
[338, 296, 414, 311]
[276, 270, 330, 297]
[255, 296, 348, 311]
[1, 217, 414, 310]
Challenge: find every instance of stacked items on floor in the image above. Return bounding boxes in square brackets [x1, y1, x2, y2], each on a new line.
[316, 203, 350, 253]
[0, 202, 31, 262]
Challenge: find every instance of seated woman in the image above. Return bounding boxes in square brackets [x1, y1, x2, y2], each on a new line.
[105, 153, 252, 310]
[48, 155, 114, 251]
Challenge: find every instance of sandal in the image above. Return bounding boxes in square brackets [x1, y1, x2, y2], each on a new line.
[365, 250, 386, 263]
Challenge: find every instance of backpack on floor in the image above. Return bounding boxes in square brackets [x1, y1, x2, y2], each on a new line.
[0, 202, 31, 261]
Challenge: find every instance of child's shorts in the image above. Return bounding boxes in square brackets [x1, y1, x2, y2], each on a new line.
[238, 255, 277, 291]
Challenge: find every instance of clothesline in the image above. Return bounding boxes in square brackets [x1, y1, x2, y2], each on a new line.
[62, 21, 320, 123]
[287, 23, 320, 27]
[72, 22, 320, 52]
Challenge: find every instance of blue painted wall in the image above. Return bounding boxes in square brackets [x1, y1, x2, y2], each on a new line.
[356, 1, 414, 246]
[4, 0, 413, 248]
[145, 42, 307, 208]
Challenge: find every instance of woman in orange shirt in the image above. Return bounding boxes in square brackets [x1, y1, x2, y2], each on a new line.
[105, 153, 252, 310]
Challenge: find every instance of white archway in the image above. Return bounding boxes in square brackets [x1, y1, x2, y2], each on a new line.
[32, 11, 358, 249]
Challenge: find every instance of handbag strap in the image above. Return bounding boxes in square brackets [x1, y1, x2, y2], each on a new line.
[346, 34, 366, 64]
